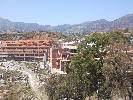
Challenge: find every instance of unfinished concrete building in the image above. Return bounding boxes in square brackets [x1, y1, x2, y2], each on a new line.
[0, 40, 52, 62]
[0, 40, 78, 73]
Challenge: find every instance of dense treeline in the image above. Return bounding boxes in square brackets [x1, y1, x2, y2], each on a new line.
[0, 31, 62, 40]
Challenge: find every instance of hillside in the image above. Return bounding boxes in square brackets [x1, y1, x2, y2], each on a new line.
[0, 14, 133, 34]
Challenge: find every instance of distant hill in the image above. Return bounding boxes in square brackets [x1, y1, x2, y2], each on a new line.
[111, 14, 133, 29]
[0, 14, 133, 34]
[0, 18, 46, 33]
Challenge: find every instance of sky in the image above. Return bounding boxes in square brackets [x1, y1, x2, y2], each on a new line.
[0, 0, 133, 26]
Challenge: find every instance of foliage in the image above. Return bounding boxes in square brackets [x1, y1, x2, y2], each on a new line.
[46, 31, 132, 100]
[0, 31, 62, 41]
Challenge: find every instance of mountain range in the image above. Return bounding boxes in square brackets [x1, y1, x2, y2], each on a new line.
[0, 13, 133, 34]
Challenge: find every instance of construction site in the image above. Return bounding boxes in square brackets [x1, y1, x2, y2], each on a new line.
[0, 39, 77, 73]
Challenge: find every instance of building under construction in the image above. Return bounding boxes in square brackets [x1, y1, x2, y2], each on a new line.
[0, 40, 52, 62]
[0, 39, 77, 72]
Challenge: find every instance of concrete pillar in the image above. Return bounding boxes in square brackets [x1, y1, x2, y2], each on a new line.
[50, 47, 53, 73]
[24, 53, 25, 61]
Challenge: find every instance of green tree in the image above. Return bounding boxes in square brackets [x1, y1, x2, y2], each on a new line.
[46, 31, 132, 100]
